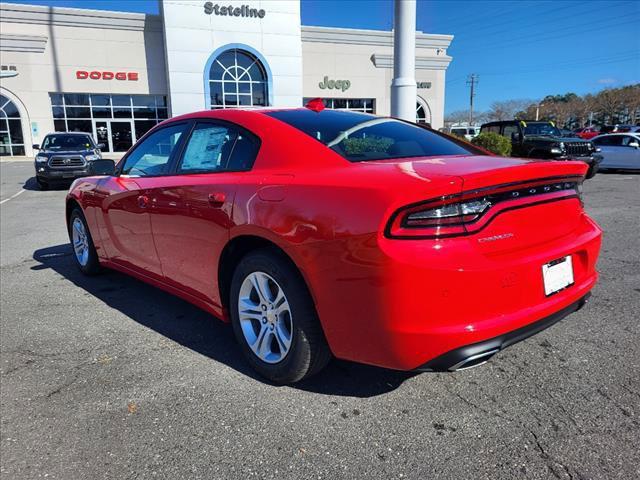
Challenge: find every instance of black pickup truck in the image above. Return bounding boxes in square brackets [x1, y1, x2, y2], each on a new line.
[480, 120, 601, 178]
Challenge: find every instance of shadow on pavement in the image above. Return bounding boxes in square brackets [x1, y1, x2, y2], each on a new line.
[32, 244, 417, 397]
[23, 176, 72, 191]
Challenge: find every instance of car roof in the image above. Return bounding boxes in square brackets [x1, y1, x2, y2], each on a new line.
[596, 133, 640, 138]
[45, 132, 92, 136]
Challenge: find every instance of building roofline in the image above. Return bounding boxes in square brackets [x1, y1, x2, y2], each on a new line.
[0, 2, 162, 31]
[1, 3, 452, 47]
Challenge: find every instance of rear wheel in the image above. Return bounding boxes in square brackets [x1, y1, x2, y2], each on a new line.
[69, 208, 101, 275]
[229, 249, 331, 384]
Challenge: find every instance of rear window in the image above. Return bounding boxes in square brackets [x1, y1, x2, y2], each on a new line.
[265, 109, 477, 162]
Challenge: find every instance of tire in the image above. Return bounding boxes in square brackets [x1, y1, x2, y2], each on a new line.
[229, 248, 331, 384]
[36, 177, 49, 190]
[68, 208, 101, 275]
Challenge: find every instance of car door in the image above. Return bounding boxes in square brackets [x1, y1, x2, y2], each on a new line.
[98, 122, 189, 279]
[148, 120, 261, 307]
[619, 135, 640, 169]
[595, 135, 625, 168]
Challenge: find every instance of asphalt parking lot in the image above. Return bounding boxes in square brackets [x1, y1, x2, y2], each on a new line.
[1, 160, 639, 480]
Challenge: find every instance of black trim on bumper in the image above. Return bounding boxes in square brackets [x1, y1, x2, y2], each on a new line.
[416, 293, 591, 372]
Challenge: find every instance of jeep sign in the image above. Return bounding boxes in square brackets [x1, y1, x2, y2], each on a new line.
[318, 76, 351, 92]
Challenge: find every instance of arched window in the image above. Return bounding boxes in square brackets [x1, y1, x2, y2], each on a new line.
[208, 49, 268, 109]
[416, 97, 432, 125]
[0, 94, 25, 156]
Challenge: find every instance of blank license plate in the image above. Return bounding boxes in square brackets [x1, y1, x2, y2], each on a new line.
[542, 255, 574, 296]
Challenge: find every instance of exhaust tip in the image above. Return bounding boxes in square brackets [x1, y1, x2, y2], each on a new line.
[448, 348, 500, 371]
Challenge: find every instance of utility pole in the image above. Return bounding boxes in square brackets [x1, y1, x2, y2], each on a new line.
[467, 74, 478, 126]
[390, 0, 417, 121]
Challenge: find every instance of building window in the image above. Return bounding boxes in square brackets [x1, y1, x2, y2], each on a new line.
[416, 98, 431, 125]
[0, 94, 25, 156]
[303, 98, 375, 114]
[49, 93, 167, 152]
[208, 49, 268, 109]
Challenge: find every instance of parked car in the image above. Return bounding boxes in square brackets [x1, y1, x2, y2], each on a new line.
[66, 107, 602, 383]
[33, 132, 109, 190]
[575, 127, 600, 140]
[592, 133, 640, 171]
[480, 120, 601, 178]
[560, 128, 579, 138]
[611, 125, 640, 133]
[450, 126, 479, 141]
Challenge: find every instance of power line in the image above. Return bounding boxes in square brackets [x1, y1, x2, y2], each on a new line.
[455, 17, 637, 55]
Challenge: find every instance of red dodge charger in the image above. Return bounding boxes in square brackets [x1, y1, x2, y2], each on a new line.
[66, 106, 602, 383]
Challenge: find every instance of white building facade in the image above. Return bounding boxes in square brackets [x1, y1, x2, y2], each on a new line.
[0, 1, 453, 156]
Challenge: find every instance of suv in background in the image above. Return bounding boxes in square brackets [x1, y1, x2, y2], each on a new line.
[480, 120, 601, 178]
[33, 132, 107, 189]
[450, 126, 479, 141]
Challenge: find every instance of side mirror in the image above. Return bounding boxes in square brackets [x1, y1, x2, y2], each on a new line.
[89, 159, 116, 176]
[32, 144, 40, 150]
[96, 143, 106, 150]
[629, 141, 640, 149]
[511, 132, 519, 141]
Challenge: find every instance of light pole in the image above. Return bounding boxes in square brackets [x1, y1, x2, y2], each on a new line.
[390, 0, 417, 122]
[535, 102, 544, 121]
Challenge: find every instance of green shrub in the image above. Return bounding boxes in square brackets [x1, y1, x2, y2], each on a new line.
[471, 132, 512, 156]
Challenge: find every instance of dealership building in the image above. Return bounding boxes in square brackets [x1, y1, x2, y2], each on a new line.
[0, 1, 453, 157]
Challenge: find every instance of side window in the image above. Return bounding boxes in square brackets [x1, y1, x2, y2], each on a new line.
[121, 124, 186, 176]
[485, 125, 500, 134]
[621, 136, 636, 146]
[179, 123, 237, 173]
[226, 131, 260, 171]
[178, 122, 260, 173]
[502, 124, 519, 140]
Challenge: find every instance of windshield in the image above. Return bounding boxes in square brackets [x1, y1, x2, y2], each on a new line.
[42, 134, 94, 151]
[523, 122, 561, 137]
[266, 109, 478, 162]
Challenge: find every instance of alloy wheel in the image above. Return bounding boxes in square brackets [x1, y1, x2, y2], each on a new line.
[237, 271, 293, 364]
[72, 217, 90, 267]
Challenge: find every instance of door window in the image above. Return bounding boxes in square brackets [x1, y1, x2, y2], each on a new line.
[594, 136, 623, 146]
[121, 124, 186, 176]
[178, 123, 237, 173]
[178, 122, 260, 173]
[502, 124, 520, 140]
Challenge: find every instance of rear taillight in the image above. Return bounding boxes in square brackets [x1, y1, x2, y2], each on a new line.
[386, 177, 583, 239]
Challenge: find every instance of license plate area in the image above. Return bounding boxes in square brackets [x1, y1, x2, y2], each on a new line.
[542, 255, 574, 296]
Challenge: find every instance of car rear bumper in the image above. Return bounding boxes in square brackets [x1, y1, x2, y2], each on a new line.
[415, 293, 590, 371]
[295, 207, 602, 371]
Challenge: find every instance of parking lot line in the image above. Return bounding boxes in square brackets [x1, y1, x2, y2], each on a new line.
[0, 189, 26, 205]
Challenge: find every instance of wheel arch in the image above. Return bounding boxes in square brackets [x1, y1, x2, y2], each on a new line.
[218, 234, 318, 317]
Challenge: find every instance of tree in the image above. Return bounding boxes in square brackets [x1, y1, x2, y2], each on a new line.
[487, 99, 533, 121]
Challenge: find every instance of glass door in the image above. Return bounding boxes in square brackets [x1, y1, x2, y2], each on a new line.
[109, 120, 134, 152]
[93, 120, 134, 153]
[94, 121, 110, 152]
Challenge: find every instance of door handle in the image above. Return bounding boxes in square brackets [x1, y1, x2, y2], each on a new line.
[137, 195, 149, 208]
[208, 192, 226, 207]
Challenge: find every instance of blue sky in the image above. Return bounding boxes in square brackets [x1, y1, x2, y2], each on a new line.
[10, 0, 640, 113]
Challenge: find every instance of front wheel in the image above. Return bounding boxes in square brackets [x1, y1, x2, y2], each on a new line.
[36, 177, 49, 190]
[229, 249, 331, 384]
[68, 208, 101, 275]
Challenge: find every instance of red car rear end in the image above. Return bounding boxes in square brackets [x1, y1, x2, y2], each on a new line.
[66, 108, 602, 382]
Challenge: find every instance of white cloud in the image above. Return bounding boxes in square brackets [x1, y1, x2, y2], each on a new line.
[597, 78, 617, 85]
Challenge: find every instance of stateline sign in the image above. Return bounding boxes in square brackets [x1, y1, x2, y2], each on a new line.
[203, 2, 266, 18]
